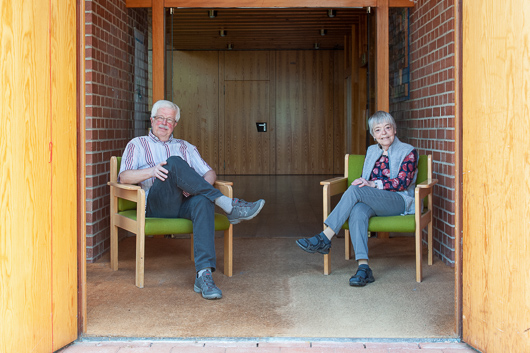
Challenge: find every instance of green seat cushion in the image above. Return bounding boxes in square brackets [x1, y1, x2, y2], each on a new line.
[118, 210, 231, 236]
[341, 214, 417, 233]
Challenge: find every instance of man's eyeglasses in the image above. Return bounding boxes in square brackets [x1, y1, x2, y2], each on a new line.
[153, 116, 177, 125]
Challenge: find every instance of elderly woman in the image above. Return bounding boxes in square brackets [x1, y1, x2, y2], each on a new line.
[296, 111, 418, 287]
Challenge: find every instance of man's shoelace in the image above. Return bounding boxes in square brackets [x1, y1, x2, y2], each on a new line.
[234, 198, 253, 208]
[201, 274, 217, 290]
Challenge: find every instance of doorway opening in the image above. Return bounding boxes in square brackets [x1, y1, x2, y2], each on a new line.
[83, 6, 458, 340]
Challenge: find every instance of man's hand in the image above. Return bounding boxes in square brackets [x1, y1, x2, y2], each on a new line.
[152, 161, 169, 181]
[119, 161, 169, 184]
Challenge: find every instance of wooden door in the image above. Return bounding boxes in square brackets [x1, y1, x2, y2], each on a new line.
[0, 0, 78, 351]
[462, 0, 530, 352]
[224, 81, 271, 174]
[222, 51, 273, 174]
[275, 50, 335, 174]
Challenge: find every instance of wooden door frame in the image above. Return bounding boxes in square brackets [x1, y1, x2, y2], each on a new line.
[79, 0, 464, 340]
[77, 0, 87, 335]
[454, 0, 463, 338]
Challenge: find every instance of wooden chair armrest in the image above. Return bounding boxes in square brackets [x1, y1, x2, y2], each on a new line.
[214, 180, 233, 187]
[321, 177, 348, 197]
[416, 178, 438, 189]
[214, 180, 233, 198]
[108, 181, 141, 190]
[108, 181, 144, 203]
[415, 179, 438, 200]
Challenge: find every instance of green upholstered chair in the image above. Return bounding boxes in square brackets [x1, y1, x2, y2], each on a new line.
[320, 154, 438, 282]
[108, 156, 234, 288]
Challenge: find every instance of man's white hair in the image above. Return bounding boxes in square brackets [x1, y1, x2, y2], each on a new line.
[151, 100, 181, 122]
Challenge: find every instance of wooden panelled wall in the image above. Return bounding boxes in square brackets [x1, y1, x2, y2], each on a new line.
[172, 50, 347, 175]
[0, 0, 78, 351]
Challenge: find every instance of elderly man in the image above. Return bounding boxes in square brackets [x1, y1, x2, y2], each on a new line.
[119, 100, 265, 300]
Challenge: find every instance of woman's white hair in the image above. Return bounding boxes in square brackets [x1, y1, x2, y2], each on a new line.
[367, 111, 397, 137]
[151, 100, 181, 122]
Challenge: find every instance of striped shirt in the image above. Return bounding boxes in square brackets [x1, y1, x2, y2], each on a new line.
[118, 130, 212, 200]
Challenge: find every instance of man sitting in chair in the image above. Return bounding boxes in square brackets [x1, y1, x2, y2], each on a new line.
[119, 99, 265, 300]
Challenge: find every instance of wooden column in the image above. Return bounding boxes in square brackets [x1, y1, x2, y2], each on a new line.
[375, 0, 390, 239]
[376, 0, 389, 112]
[152, 0, 165, 102]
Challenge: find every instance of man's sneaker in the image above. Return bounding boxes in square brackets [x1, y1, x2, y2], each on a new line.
[296, 232, 331, 254]
[194, 270, 222, 299]
[349, 264, 375, 287]
[226, 198, 265, 224]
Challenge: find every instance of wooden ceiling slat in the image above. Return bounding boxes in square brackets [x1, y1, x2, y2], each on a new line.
[164, 7, 364, 50]
[164, 0, 377, 8]
[126, 0, 413, 8]
[169, 23, 361, 29]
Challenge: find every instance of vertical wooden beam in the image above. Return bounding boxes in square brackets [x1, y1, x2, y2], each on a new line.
[454, 0, 463, 339]
[351, 25, 359, 153]
[351, 23, 368, 155]
[343, 34, 352, 155]
[76, 0, 87, 335]
[358, 18, 368, 155]
[376, 0, 389, 112]
[152, 0, 165, 102]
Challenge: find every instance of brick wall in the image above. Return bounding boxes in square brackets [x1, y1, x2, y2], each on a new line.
[85, 0, 148, 262]
[390, 0, 456, 265]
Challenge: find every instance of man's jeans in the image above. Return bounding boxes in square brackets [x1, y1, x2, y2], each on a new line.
[146, 156, 224, 272]
[324, 184, 405, 261]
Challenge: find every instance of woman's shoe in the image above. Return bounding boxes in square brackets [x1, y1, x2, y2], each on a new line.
[296, 232, 331, 254]
[349, 264, 375, 287]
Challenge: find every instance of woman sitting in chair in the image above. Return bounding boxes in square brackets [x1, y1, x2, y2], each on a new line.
[296, 111, 418, 287]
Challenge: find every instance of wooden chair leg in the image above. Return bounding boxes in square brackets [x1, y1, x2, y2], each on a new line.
[136, 230, 145, 288]
[415, 226, 423, 283]
[323, 253, 331, 275]
[378, 232, 390, 239]
[224, 225, 233, 277]
[110, 218, 119, 271]
[345, 229, 352, 260]
[427, 219, 432, 265]
[109, 188, 119, 271]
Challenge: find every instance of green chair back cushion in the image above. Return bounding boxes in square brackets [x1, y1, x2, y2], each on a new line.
[346, 154, 366, 185]
[116, 157, 143, 212]
[416, 155, 428, 185]
[343, 153, 428, 233]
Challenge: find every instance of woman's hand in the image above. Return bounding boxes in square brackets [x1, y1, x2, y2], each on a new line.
[152, 161, 169, 181]
[352, 177, 376, 188]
